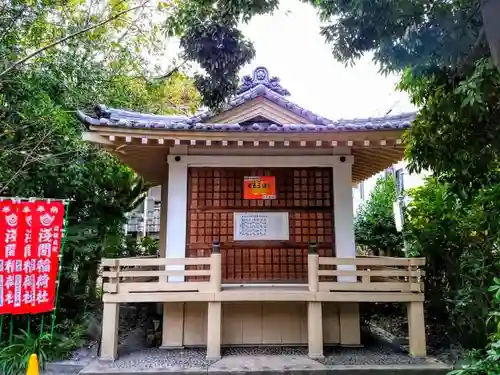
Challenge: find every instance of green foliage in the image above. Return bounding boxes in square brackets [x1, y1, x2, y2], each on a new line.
[104, 235, 160, 258]
[400, 59, 500, 193]
[405, 177, 500, 348]
[354, 175, 403, 257]
[448, 278, 500, 375]
[305, 0, 486, 74]
[0, 0, 200, 354]
[180, 17, 255, 109]
[0, 324, 85, 375]
[167, 0, 280, 108]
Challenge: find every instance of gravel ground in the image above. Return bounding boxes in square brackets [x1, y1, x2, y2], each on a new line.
[80, 342, 437, 372]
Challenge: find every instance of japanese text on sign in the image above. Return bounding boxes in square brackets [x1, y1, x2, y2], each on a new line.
[243, 176, 276, 200]
[238, 214, 268, 238]
[234, 212, 289, 241]
[0, 199, 65, 315]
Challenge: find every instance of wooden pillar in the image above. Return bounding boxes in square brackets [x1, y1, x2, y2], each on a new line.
[158, 174, 168, 258]
[307, 302, 324, 358]
[100, 303, 119, 361]
[307, 241, 323, 358]
[211, 241, 222, 292]
[206, 301, 222, 360]
[165, 155, 188, 280]
[339, 303, 361, 346]
[161, 303, 184, 348]
[308, 241, 319, 293]
[161, 154, 188, 348]
[407, 301, 427, 357]
[333, 156, 361, 346]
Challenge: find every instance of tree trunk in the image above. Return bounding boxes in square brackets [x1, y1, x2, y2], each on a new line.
[481, 0, 500, 71]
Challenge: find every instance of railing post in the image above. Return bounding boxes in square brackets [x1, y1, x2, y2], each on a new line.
[211, 240, 222, 292]
[308, 241, 319, 292]
[207, 240, 222, 359]
[306, 241, 323, 358]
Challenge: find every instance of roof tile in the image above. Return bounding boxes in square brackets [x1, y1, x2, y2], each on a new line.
[76, 67, 416, 134]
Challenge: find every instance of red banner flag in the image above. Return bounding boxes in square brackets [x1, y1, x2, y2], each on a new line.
[30, 200, 65, 314]
[0, 199, 65, 315]
[0, 199, 29, 314]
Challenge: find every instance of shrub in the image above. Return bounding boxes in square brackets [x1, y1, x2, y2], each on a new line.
[354, 175, 404, 257]
[449, 278, 500, 375]
[0, 323, 85, 375]
[405, 177, 500, 348]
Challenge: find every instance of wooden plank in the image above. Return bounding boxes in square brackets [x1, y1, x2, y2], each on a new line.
[103, 290, 425, 303]
[317, 270, 423, 277]
[318, 257, 425, 267]
[318, 282, 421, 292]
[216, 291, 315, 302]
[315, 292, 425, 303]
[103, 270, 211, 278]
[103, 292, 215, 303]
[105, 281, 211, 293]
[102, 257, 212, 267]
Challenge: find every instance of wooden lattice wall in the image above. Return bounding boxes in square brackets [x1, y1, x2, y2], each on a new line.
[187, 167, 334, 282]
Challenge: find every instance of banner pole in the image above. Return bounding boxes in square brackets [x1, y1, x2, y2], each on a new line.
[49, 201, 70, 340]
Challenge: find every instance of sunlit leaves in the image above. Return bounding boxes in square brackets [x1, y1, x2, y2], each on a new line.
[399, 59, 500, 193]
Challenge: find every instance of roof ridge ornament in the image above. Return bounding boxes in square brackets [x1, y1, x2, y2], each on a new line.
[236, 66, 291, 96]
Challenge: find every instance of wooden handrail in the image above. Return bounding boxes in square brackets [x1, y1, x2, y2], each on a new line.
[314, 256, 425, 293]
[101, 255, 217, 294]
[100, 254, 425, 296]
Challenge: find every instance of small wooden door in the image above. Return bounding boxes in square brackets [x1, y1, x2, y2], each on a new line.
[186, 167, 334, 283]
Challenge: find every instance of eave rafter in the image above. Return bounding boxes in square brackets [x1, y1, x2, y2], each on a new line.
[77, 67, 415, 185]
[83, 129, 406, 184]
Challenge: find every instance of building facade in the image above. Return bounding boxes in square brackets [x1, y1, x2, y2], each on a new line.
[77, 67, 427, 361]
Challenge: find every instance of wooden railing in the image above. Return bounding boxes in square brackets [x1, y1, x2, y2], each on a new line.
[101, 242, 221, 294]
[101, 241, 425, 296]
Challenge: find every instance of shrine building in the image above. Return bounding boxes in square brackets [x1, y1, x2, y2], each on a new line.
[77, 67, 426, 361]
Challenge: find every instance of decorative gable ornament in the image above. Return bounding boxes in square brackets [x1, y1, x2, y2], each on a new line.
[236, 66, 291, 96]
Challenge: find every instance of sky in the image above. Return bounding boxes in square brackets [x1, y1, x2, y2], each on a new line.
[159, 0, 416, 119]
[238, 0, 416, 120]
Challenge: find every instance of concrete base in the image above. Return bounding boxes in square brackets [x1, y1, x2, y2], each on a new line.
[77, 354, 451, 375]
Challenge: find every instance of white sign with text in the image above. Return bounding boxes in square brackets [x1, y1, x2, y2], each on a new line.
[233, 212, 289, 241]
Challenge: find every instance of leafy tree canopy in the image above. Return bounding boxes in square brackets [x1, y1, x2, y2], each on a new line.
[306, 0, 496, 75]
[0, 0, 201, 321]
[166, 0, 280, 108]
[400, 59, 500, 192]
[295, 0, 500, 191]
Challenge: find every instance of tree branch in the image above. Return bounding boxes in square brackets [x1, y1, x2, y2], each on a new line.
[0, 127, 54, 194]
[0, 0, 150, 78]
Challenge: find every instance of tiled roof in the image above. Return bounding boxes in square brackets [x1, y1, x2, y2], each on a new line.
[187, 66, 333, 125]
[77, 107, 415, 133]
[186, 84, 336, 125]
[76, 67, 416, 133]
[93, 104, 189, 124]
